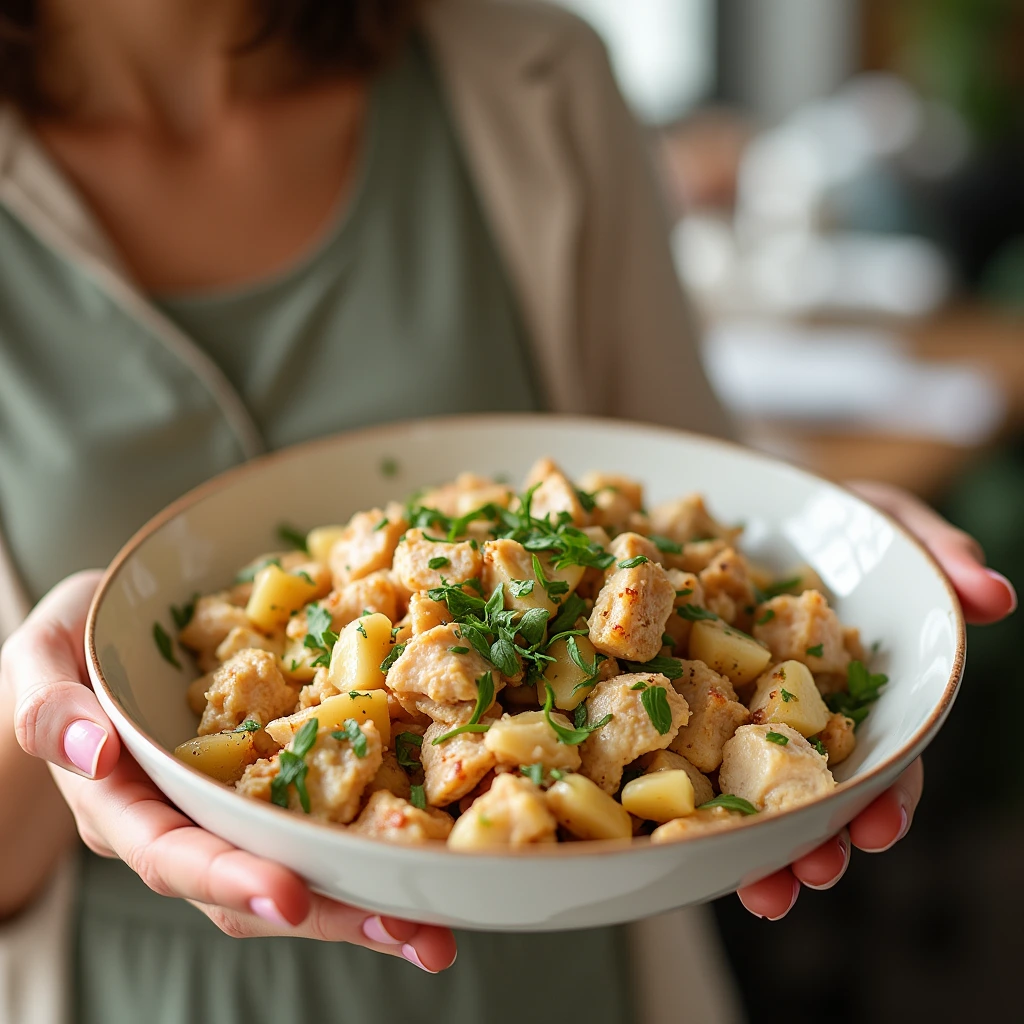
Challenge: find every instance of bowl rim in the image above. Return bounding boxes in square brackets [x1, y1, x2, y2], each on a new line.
[85, 411, 966, 859]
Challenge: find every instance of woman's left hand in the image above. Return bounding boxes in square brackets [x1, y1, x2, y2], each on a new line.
[737, 481, 1017, 920]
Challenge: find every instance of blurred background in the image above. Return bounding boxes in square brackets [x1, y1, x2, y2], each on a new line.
[559, 1, 1023, 1020]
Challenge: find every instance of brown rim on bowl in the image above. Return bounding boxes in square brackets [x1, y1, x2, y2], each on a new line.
[85, 412, 967, 858]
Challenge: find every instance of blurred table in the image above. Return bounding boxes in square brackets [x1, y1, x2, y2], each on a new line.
[743, 306, 1024, 498]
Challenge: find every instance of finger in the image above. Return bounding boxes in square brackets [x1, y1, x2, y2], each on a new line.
[847, 481, 1016, 625]
[791, 829, 850, 890]
[4, 570, 121, 778]
[191, 896, 458, 970]
[849, 758, 924, 853]
[737, 868, 800, 921]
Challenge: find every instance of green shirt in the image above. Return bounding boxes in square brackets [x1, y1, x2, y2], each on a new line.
[0, 35, 633, 1024]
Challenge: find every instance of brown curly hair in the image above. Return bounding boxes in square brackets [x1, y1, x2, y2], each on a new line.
[0, 0, 423, 110]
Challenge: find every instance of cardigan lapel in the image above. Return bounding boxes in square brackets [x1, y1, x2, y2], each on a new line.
[421, 1, 585, 414]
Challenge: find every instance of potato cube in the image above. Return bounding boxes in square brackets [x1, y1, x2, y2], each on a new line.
[688, 618, 771, 686]
[749, 660, 830, 738]
[245, 564, 321, 632]
[545, 773, 632, 841]
[640, 749, 714, 806]
[483, 711, 582, 771]
[306, 525, 348, 565]
[174, 730, 259, 783]
[265, 690, 390, 749]
[538, 633, 601, 711]
[620, 770, 695, 822]
[326, 612, 394, 693]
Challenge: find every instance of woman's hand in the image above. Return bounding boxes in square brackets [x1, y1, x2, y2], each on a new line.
[737, 482, 1017, 920]
[3, 571, 457, 971]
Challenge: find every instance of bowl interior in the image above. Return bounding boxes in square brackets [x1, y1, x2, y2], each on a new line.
[90, 414, 961, 796]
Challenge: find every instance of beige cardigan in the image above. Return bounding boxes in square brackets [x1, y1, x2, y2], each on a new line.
[0, 2, 740, 1021]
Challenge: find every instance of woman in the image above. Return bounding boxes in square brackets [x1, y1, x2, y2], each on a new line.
[0, 1, 1015, 1022]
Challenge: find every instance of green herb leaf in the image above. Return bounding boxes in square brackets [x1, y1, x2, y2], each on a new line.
[331, 718, 368, 758]
[509, 578, 535, 598]
[277, 523, 308, 552]
[650, 534, 683, 554]
[565, 635, 605, 694]
[448, 645, 470, 655]
[805, 644, 824, 658]
[410, 784, 426, 810]
[753, 576, 803, 603]
[640, 685, 673, 734]
[697, 794, 758, 815]
[661, 633, 675, 647]
[825, 660, 888, 728]
[292, 718, 319, 758]
[543, 684, 612, 744]
[234, 719, 261, 733]
[675, 588, 693, 598]
[428, 556, 451, 570]
[574, 488, 598, 513]
[618, 555, 649, 569]
[531, 554, 569, 601]
[780, 688, 797, 703]
[676, 604, 718, 622]
[271, 717, 320, 812]
[395, 731, 424, 770]
[380, 457, 399, 478]
[547, 593, 588, 637]
[517, 607, 550, 648]
[153, 622, 181, 670]
[170, 593, 199, 630]
[810, 737, 828, 757]
[373, 517, 390, 532]
[432, 673, 495, 744]
[356, 622, 367, 638]
[521, 763, 545, 786]
[379, 643, 407, 673]
[756, 609, 776, 625]
[620, 655, 684, 680]
[765, 731, 789, 746]
[489, 637, 520, 677]
[549, 768, 565, 782]
[629, 681, 647, 690]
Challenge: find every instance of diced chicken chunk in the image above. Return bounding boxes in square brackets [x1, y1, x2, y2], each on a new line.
[668, 660, 750, 772]
[523, 458, 588, 527]
[718, 723, 835, 813]
[447, 773, 557, 849]
[179, 594, 251, 664]
[198, 649, 297, 735]
[578, 673, 690, 793]
[578, 472, 644, 532]
[699, 547, 755, 626]
[753, 590, 850, 676]
[665, 539, 730, 575]
[384, 623, 498, 706]
[417, 473, 513, 518]
[328, 509, 406, 588]
[608, 532, 663, 568]
[392, 528, 482, 593]
[295, 723, 383, 823]
[350, 790, 454, 843]
[365, 748, 412, 800]
[588, 560, 675, 662]
[648, 494, 737, 546]
[409, 592, 454, 634]
[818, 712, 856, 766]
[235, 755, 279, 802]
[650, 806, 745, 843]
[421, 717, 499, 805]
[639, 749, 714, 806]
[662, 570, 704, 651]
[214, 626, 283, 664]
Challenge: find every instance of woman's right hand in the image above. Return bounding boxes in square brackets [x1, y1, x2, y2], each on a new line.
[2, 571, 457, 971]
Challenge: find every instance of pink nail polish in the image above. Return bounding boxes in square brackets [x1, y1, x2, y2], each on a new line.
[984, 569, 1017, 613]
[249, 897, 290, 927]
[401, 944, 438, 973]
[362, 916, 402, 945]
[62, 720, 108, 777]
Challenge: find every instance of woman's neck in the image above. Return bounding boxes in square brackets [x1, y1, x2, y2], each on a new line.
[35, 0, 307, 137]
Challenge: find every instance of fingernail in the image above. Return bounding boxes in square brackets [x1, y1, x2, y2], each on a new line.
[984, 569, 1017, 613]
[803, 835, 851, 891]
[249, 897, 290, 927]
[63, 720, 108, 777]
[402, 944, 438, 973]
[897, 805, 910, 842]
[766, 877, 800, 921]
[362, 916, 402, 945]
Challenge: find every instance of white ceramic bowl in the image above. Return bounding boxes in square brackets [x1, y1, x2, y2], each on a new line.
[86, 414, 964, 931]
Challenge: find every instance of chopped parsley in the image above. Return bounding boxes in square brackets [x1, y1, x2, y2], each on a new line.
[617, 555, 649, 569]
[565, 635, 605, 694]
[543, 683, 611, 744]
[379, 643, 407, 673]
[698, 794, 758, 815]
[574, 488, 598, 513]
[675, 588, 694, 598]
[271, 718, 319, 812]
[332, 718, 368, 758]
[432, 672, 495, 744]
[356, 622, 368, 638]
[805, 644, 824, 658]
[295, 570, 315, 585]
[448, 645, 470, 655]
[373, 517, 390, 532]
[547, 592, 588, 637]
[234, 719, 261, 733]
[170, 594, 199, 630]
[549, 768, 565, 782]
[532, 553, 570, 602]
[395, 731, 424, 770]
[428, 556, 451, 570]
[630, 681, 648, 690]
[276, 524, 308, 552]
[676, 604, 718, 622]
[521, 762, 546, 787]
[303, 603, 339, 667]
[153, 622, 181, 670]
[650, 534, 683, 554]
[756, 609, 776, 625]
[409, 784, 426, 810]
[825, 660, 888, 727]
[810, 737, 828, 757]
[640, 685, 673, 734]
[765, 731, 789, 746]
[662, 633, 675, 647]
[509, 578, 535, 598]
[621, 654, 684, 680]
[779, 688, 797, 703]
[380, 457, 399, 478]
[753, 576, 803, 603]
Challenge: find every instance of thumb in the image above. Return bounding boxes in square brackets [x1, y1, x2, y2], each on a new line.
[2, 570, 121, 778]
